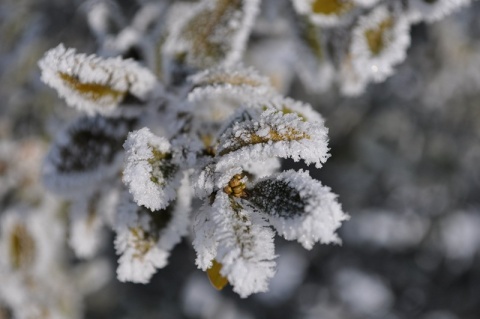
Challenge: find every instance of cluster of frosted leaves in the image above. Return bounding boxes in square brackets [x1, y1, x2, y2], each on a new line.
[290, 0, 472, 95]
[114, 62, 347, 296]
[114, 177, 191, 284]
[188, 87, 347, 297]
[164, 0, 260, 71]
[38, 1, 350, 296]
[38, 44, 160, 116]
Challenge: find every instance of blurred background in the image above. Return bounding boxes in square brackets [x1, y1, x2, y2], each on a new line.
[2, 0, 480, 318]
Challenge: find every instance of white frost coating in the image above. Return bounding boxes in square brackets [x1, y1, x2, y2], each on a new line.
[193, 165, 244, 199]
[241, 157, 281, 179]
[123, 127, 181, 211]
[188, 64, 275, 103]
[164, 0, 260, 69]
[42, 116, 130, 198]
[349, 6, 411, 84]
[69, 195, 106, 259]
[115, 176, 191, 283]
[192, 164, 216, 199]
[38, 44, 158, 115]
[192, 204, 218, 270]
[292, 0, 356, 27]
[212, 192, 276, 298]
[251, 169, 348, 249]
[406, 0, 471, 23]
[264, 96, 325, 123]
[216, 108, 330, 172]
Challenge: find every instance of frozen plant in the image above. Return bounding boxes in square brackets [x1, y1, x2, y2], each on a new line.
[36, 0, 473, 300]
[36, 0, 352, 299]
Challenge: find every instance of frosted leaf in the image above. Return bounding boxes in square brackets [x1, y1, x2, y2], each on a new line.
[164, 0, 260, 70]
[293, 15, 334, 93]
[188, 65, 275, 103]
[43, 116, 136, 197]
[348, 6, 411, 84]
[123, 127, 182, 211]
[406, 0, 472, 23]
[292, 0, 356, 27]
[216, 108, 329, 171]
[68, 194, 106, 259]
[211, 192, 276, 298]
[115, 177, 191, 283]
[192, 204, 218, 270]
[38, 44, 159, 116]
[0, 206, 64, 276]
[247, 169, 348, 249]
